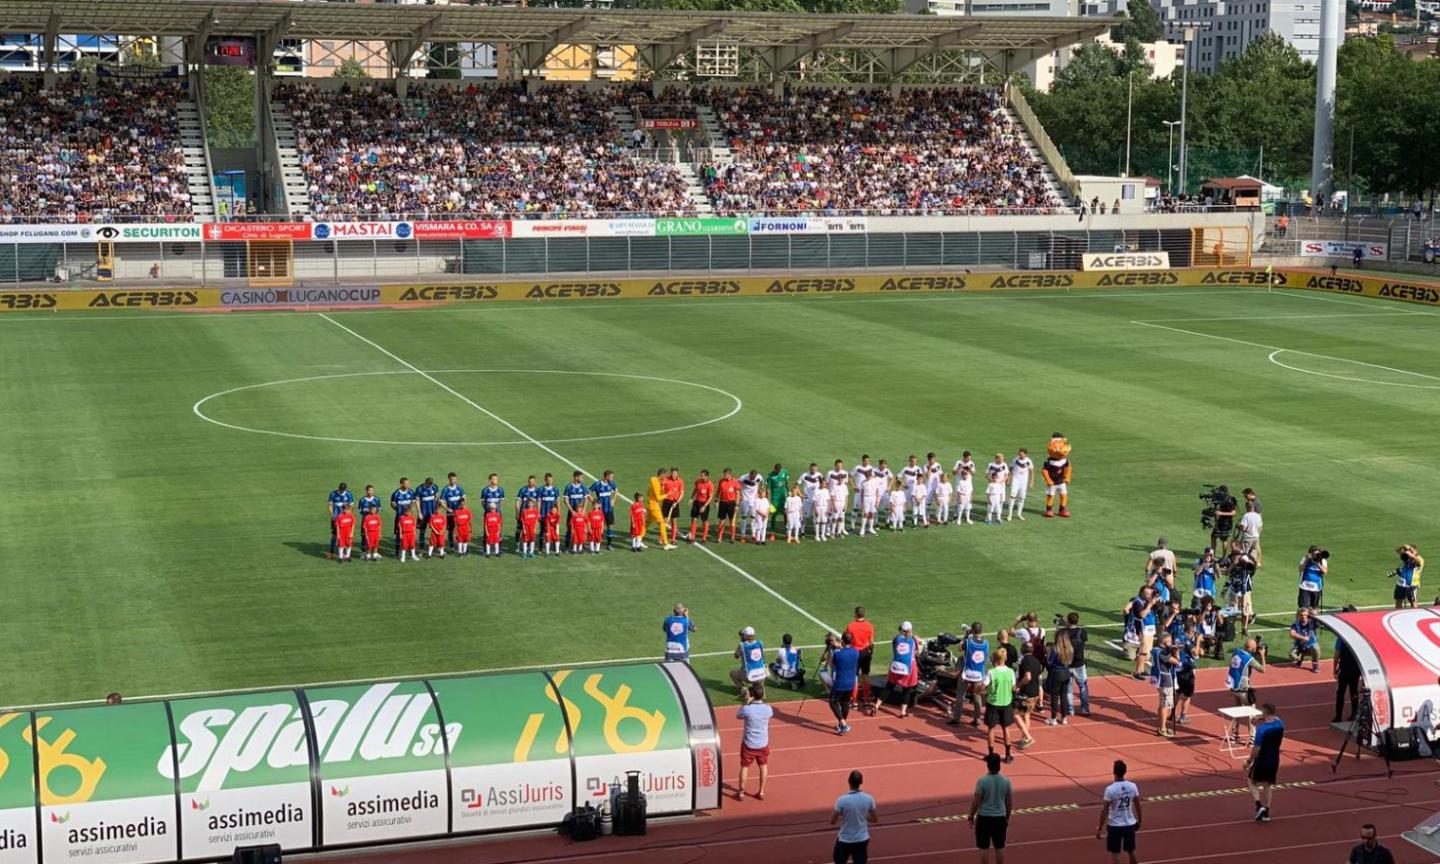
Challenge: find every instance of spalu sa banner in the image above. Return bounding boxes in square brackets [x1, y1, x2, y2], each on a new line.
[0, 663, 718, 864]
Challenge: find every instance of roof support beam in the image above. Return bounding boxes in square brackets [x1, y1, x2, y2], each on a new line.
[41, 8, 59, 71]
[387, 14, 442, 77]
[642, 20, 728, 74]
[768, 22, 855, 72]
[886, 24, 982, 77]
[522, 17, 592, 72]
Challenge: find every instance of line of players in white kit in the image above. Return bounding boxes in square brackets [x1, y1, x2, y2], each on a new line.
[769, 449, 1037, 544]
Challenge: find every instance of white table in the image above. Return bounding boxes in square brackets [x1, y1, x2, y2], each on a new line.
[1219, 705, 1264, 758]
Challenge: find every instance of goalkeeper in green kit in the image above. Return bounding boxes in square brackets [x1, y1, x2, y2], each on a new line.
[765, 463, 789, 533]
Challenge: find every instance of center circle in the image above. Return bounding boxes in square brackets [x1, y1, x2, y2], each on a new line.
[192, 369, 743, 446]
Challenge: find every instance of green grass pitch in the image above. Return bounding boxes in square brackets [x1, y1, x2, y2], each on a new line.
[2, 283, 1436, 708]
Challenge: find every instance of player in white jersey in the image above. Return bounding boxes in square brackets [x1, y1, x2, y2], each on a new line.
[933, 472, 952, 525]
[874, 459, 895, 501]
[799, 462, 823, 531]
[955, 466, 975, 524]
[887, 487, 907, 531]
[813, 485, 832, 541]
[951, 451, 975, 523]
[851, 456, 875, 530]
[751, 495, 771, 544]
[1007, 447, 1035, 522]
[900, 455, 923, 527]
[827, 460, 851, 537]
[984, 466, 1006, 525]
[784, 486, 804, 543]
[861, 474, 884, 536]
[922, 453, 943, 523]
[738, 468, 763, 539]
[987, 453, 1010, 488]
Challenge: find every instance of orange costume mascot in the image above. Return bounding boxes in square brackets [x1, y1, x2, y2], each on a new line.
[1042, 433, 1072, 518]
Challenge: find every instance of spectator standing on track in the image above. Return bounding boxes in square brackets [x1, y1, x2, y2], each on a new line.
[1062, 613, 1091, 716]
[663, 603, 695, 662]
[1333, 626, 1362, 723]
[1348, 823, 1397, 864]
[984, 651, 1017, 764]
[735, 683, 772, 801]
[1096, 760, 1142, 864]
[1013, 640, 1043, 750]
[995, 629, 1019, 669]
[1245, 703, 1284, 822]
[1044, 636, 1073, 726]
[830, 770, 877, 864]
[844, 607, 876, 709]
[967, 752, 1013, 864]
[829, 632, 860, 735]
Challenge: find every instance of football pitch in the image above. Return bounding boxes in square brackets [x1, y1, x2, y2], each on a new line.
[3, 282, 1437, 708]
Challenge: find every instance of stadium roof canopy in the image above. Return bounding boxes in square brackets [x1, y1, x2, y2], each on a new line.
[0, 0, 1116, 75]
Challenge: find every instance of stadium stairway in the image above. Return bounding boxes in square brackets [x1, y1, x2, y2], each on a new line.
[177, 101, 217, 220]
[268, 100, 312, 219]
[611, 104, 638, 143]
[676, 162, 715, 215]
[1001, 105, 1070, 207]
[695, 105, 732, 163]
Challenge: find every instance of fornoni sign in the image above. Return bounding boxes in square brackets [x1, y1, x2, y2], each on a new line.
[0, 663, 716, 863]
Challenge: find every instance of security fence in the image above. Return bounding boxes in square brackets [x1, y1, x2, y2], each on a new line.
[1264, 213, 1439, 263]
[0, 227, 1247, 285]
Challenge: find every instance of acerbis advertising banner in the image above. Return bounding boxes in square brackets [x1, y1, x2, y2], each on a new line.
[554, 666, 694, 816]
[304, 682, 451, 846]
[428, 675, 573, 833]
[1080, 252, 1171, 271]
[1299, 240, 1388, 259]
[0, 713, 37, 864]
[38, 703, 177, 864]
[163, 692, 314, 860]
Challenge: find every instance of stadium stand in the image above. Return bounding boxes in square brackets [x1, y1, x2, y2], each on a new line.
[0, 76, 195, 220]
[275, 81, 695, 219]
[698, 86, 1061, 215]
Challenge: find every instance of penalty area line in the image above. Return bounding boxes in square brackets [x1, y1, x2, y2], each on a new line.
[315, 312, 838, 636]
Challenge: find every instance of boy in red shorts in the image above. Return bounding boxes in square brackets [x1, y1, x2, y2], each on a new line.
[520, 500, 540, 559]
[398, 512, 419, 562]
[362, 511, 382, 561]
[427, 511, 448, 559]
[587, 506, 606, 555]
[630, 495, 647, 552]
[544, 508, 561, 556]
[452, 499, 473, 556]
[335, 504, 355, 563]
[569, 507, 588, 555]
[483, 508, 503, 558]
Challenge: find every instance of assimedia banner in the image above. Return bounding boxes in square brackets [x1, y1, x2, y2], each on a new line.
[0, 713, 37, 864]
[303, 682, 451, 846]
[38, 703, 177, 864]
[555, 666, 693, 816]
[429, 675, 572, 833]
[1300, 240, 1387, 259]
[163, 692, 313, 859]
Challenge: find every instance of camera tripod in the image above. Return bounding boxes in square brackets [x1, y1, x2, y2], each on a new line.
[1332, 689, 1392, 778]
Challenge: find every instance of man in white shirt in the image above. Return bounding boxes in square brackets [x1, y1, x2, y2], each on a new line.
[900, 455, 923, 527]
[1238, 502, 1263, 561]
[1096, 760, 1142, 864]
[738, 468, 763, 539]
[955, 465, 975, 525]
[1146, 537, 1178, 595]
[851, 456, 875, 531]
[827, 460, 851, 537]
[922, 452, 943, 525]
[800, 463, 824, 532]
[1007, 448, 1035, 522]
[814, 484, 833, 542]
[987, 453, 1010, 488]
[861, 474, 884, 536]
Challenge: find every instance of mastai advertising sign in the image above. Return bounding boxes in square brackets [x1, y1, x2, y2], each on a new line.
[163, 692, 313, 859]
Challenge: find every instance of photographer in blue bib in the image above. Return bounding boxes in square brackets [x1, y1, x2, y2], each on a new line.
[1298, 545, 1329, 609]
[1392, 544, 1424, 609]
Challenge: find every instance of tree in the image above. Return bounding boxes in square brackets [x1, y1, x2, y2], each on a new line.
[1336, 35, 1440, 197]
[333, 57, 371, 79]
[202, 66, 256, 149]
[1112, 0, 1165, 43]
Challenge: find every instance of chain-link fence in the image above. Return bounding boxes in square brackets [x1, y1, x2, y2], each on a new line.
[0, 228, 1226, 285]
[1261, 213, 1440, 263]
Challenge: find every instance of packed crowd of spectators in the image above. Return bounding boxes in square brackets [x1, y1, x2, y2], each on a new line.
[698, 86, 1059, 215]
[0, 76, 192, 220]
[277, 81, 694, 219]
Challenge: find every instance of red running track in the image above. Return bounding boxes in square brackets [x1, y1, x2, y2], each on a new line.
[321, 663, 1440, 864]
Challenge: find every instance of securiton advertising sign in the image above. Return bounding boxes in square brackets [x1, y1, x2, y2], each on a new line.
[1300, 240, 1388, 259]
[655, 217, 748, 237]
[303, 682, 451, 846]
[38, 703, 177, 864]
[0, 664, 717, 864]
[92, 225, 203, 243]
[428, 675, 572, 833]
[1080, 251, 1171, 271]
[554, 666, 693, 816]
[0, 713, 37, 864]
[164, 692, 313, 859]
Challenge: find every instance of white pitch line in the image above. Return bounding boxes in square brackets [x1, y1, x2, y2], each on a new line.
[1273, 285, 1440, 316]
[316, 312, 838, 636]
[1136, 311, 1421, 323]
[1084, 602, 1393, 630]
[1129, 319, 1440, 384]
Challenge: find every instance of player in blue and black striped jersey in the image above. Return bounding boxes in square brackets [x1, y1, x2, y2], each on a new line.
[390, 478, 417, 559]
[358, 485, 382, 518]
[326, 482, 354, 559]
[440, 472, 465, 549]
[563, 471, 590, 551]
[590, 470, 618, 550]
[539, 473, 560, 521]
[516, 475, 540, 546]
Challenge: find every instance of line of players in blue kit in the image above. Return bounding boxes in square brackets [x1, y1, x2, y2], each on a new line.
[324, 469, 621, 562]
